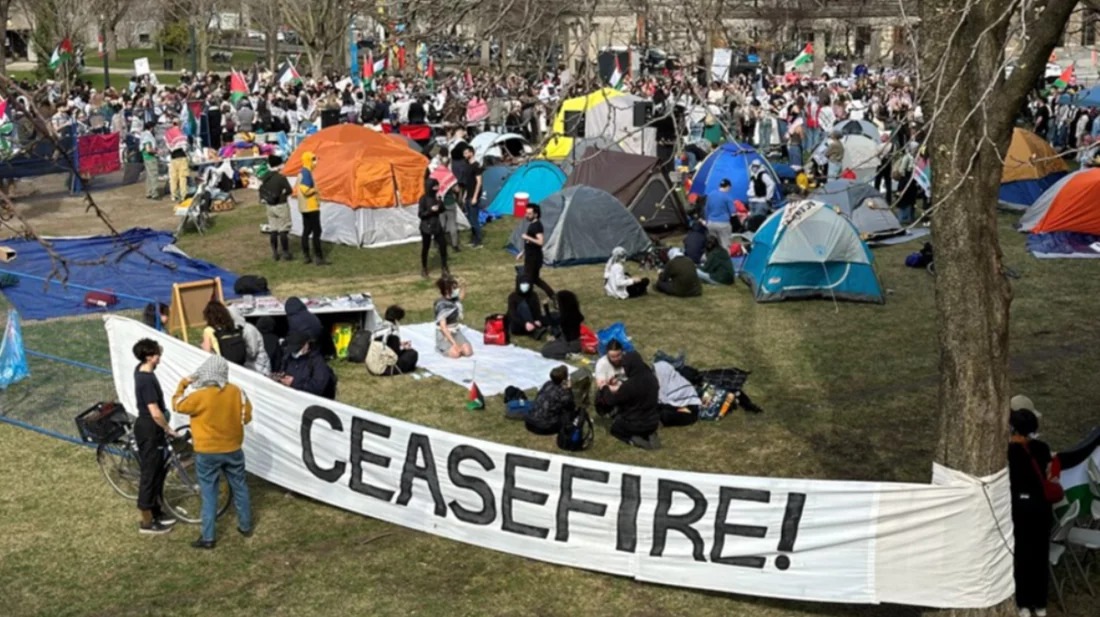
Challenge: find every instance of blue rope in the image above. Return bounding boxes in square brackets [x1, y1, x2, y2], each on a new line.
[0, 414, 93, 448]
[25, 349, 111, 375]
[0, 268, 158, 305]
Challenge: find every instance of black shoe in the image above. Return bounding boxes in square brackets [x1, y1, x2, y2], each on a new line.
[273, 252, 281, 261]
[421, 268, 429, 279]
[302, 255, 313, 264]
[282, 251, 293, 261]
[155, 514, 178, 526]
[191, 537, 216, 549]
[139, 521, 173, 535]
[238, 527, 254, 538]
[315, 258, 330, 266]
[453, 245, 462, 253]
[741, 399, 764, 414]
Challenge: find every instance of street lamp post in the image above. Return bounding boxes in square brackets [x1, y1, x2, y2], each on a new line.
[190, 24, 198, 74]
[100, 17, 111, 89]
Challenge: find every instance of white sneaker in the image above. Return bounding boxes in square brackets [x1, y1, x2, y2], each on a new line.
[1034, 609, 1047, 617]
[1017, 609, 1032, 617]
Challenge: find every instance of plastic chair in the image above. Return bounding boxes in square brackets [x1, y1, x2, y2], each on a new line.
[1050, 500, 1080, 612]
[1088, 459, 1100, 526]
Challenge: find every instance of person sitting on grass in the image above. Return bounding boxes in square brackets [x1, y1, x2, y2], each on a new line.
[697, 234, 736, 285]
[526, 365, 575, 435]
[369, 305, 419, 376]
[655, 361, 701, 427]
[279, 330, 337, 399]
[604, 246, 649, 300]
[656, 248, 702, 298]
[541, 290, 585, 360]
[594, 339, 628, 417]
[600, 351, 661, 450]
[171, 355, 253, 550]
[434, 276, 474, 358]
[507, 272, 547, 339]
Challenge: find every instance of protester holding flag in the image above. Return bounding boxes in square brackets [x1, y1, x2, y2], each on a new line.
[434, 276, 473, 358]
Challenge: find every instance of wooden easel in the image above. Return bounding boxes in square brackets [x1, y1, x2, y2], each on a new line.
[169, 278, 224, 343]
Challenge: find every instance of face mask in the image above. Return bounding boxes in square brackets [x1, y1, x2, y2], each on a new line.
[293, 349, 305, 359]
[452, 288, 461, 300]
[519, 283, 530, 293]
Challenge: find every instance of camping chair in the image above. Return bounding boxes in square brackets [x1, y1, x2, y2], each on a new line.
[1050, 500, 1081, 612]
[176, 189, 212, 236]
[1089, 458, 1100, 528]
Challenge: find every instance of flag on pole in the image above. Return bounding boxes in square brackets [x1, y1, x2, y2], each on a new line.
[1053, 64, 1075, 90]
[466, 382, 485, 410]
[276, 61, 301, 87]
[350, 26, 361, 87]
[48, 38, 74, 70]
[793, 43, 814, 67]
[229, 71, 249, 104]
[426, 57, 436, 89]
[180, 101, 197, 138]
[397, 45, 407, 71]
[609, 56, 625, 89]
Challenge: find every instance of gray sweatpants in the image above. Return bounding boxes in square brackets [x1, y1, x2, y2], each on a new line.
[707, 221, 733, 249]
[441, 207, 459, 248]
[143, 158, 160, 198]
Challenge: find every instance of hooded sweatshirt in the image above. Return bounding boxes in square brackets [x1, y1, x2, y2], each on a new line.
[297, 151, 320, 213]
[256, 316, 283, 373]
[285, 296, 323, 342]
[658, 249, 702, 297]
[683, 220, 708, 264]
[229, 306, 271, 375]
[172, 356, 253, 454]
[603, 352, 660, 433]
[507, 272, 543, 334]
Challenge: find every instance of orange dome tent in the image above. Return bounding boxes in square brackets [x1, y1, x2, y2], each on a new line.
[999, 128, 1067, 210]
[282, 125, 461, 248]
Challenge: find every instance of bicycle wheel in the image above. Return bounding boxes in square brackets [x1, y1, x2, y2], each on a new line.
[159, 455, 232, 524]
[97, 440, 140, 500]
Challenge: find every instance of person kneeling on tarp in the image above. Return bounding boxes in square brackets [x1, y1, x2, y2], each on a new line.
[434, 276, 474, 358]
[655, 361, 700, 427]
[526, 365, 574, 435]
[507, 272, 547, 339]
[656, 248, 702, 297]
[600, 352, 661, 450]
[279, 330, 337, 399]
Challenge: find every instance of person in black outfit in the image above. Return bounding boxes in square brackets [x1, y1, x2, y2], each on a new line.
[378, 305, 419, 375]
[683, 219, 708, 265]
[256, 316, 283, 374]
[285, 296, 322, 342]
[516, 204, 556, 302]
[1007, 407, 1055, 617]
[418, 178, 448, 279]
[601, 352, 661, 450]
[507, 272, 546, 338]
[541, 290, 584, 360]
[131, 338, 177, 535]
[280, 330, 337, 399]
[452, 145, 483, 248]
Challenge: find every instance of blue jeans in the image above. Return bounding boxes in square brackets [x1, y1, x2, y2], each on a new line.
[805, 127, 821, 152]
[697, 269, 717, 285]
[465, 199, 482, 245]
[759, 121, 771, 150]
[788, 144, 803, 167]
[195, 449, 252, 541]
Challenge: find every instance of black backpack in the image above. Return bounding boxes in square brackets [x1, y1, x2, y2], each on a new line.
[752, 171, 768, 198]
[216, 327, 248, 366]
[234, 275, 269, 295]
[345, 329, 371, 363]
[556, 406, 594, 452]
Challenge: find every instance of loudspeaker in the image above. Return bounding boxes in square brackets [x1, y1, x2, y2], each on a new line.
[563, 111, 585, 137]
[633, 101, 652, 127]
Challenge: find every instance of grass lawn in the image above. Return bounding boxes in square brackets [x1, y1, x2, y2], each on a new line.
[1, 195, 1098, 616]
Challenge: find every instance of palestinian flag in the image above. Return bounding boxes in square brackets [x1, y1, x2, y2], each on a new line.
[793, 43, 813, 67]
[609, 56, 625, 89]
[229, 71, 249, 104]
[181, 100, 198, 138]
[48, 37, 74, 70]
[1053, 64, 1074, 90]
[1055, 427, 1100, 518]
[276, 61, 301, 88]
[466, 382, 485, 411]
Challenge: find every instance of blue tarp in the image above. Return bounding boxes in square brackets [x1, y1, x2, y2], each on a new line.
[0, 228, 240, 320]
[1026, 232, 1100, 259]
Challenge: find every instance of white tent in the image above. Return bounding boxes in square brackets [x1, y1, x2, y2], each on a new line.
[288, 196, 469, 249]
[469, 131, 532, 164]
[815, 134, 881, 183]
[585, 93, 657, 157]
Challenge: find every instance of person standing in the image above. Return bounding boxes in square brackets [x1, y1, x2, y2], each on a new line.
[131, 338, 177, 535]
[453, 145, 483, 248]
[873, 133, 895, 204]
[825, 129, 845, 180]
[1007, 404, 1055, 617]
[167, 118, 190, 202]
[297, 151, 328, 266]
[704, 179, 736, 249]
[140, 121, 160, 200]
[516, 204, 556, 302]
[418, 178, 448, 279]
[172, 355, 253, 549]
[258, 155, 294, 261]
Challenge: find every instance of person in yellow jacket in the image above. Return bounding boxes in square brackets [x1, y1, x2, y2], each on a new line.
[297, 151, 329, 265]
[172, 355, 253, 549]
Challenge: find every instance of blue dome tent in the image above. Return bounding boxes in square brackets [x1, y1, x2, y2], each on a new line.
[485, 161, 566, 216]
[481, 164, 516, 208]
[741, 200, 884, 304]
[690, 142, 783, 205]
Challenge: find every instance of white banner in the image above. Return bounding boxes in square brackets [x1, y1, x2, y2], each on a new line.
[134, 57, 150, 76]
[104, 316, 1013, 608]
[711, 48, 732, 82]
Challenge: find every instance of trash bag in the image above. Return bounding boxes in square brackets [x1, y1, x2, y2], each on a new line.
[0, 310, 30, 389]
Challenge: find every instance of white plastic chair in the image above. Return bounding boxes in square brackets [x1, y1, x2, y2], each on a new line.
[1050, 500, 1080, 612]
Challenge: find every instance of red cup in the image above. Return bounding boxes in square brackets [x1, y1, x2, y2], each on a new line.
[513, 192, 530, 218]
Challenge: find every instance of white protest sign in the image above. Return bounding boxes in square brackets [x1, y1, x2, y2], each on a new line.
[134, 57, 151, 76]
[104, 316, 1013, 609]
[711, 48, 732, 82]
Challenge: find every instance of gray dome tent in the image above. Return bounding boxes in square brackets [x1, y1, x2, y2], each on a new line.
[507, 186, 652, 266]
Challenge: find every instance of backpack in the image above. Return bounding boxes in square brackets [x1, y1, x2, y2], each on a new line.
[234, 275, 269, 295]
[579, 325, 598, 355]
[258, 175, 285, 205]
[216, 327, 248, 365]
[484, 314, 509, 346]
[503, 386, 531, 420]
[345, 329, 371, 363]
[556, 407, 594, 451]
[751, 171, 768, 199]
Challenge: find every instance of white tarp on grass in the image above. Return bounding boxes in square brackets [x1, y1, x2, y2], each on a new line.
[104, 315, 1014, 609]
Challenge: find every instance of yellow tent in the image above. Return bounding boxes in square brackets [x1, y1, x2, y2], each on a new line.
[1002, 127, 1067, 183]
[544, 88, 623, 160]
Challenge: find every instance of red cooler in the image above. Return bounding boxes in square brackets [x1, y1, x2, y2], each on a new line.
[513, 192, 529, 218]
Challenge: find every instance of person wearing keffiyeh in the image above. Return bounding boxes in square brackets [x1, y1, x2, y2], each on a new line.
[172, 355, 254, 548]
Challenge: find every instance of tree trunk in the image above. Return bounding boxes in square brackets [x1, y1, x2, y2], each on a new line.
[197, 26, 209, 72]
[107, 27, 119, 62]
[265, 29, 276, 71]
[0, 0, 9, 75]
[307, 48, 324, 80]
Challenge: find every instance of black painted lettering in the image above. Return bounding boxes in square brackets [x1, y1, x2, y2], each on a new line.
[395, 433, 447, 516]
[616, 473, 641, 553]
[447, 445, 497, 525]
[501, 454, 551, 539]
[777, 493, 806, 552]
[349, 417, 395, 502]
[711, 486, 769, 568]
[650, 480, 707, 561]
[301, 406, 346, 483]
[554, 465, 610, 542]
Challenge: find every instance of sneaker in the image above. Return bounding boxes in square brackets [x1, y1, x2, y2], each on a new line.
[1034, 609, 1047, 617]
[191, 537, 216, 550]
[155, 514, 178, 526]
[647, 433, 662, 450]
[421, 268, 429, 279]
[453, 245, 462, 253]
[139, 521, 173, 535]
[1017, 609, 1032, 617]
[238, 527, 254, 538]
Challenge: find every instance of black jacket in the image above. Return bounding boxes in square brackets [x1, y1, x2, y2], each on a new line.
[285, 297, 322, 342]
[602, 352, 660, 433]
[683, 221, 708, 265]
[526, 381, 574, 433]
[418, 179, 443, 236]
[259, 171, 293, 206]
[659, 256, 702, 297]
[256, 316, 283, 373]
[283, 347, 337, 399]
[506, 273, 543, 335]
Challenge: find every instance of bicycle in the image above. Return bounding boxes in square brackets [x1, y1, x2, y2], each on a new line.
[78, 403, 231, 524]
